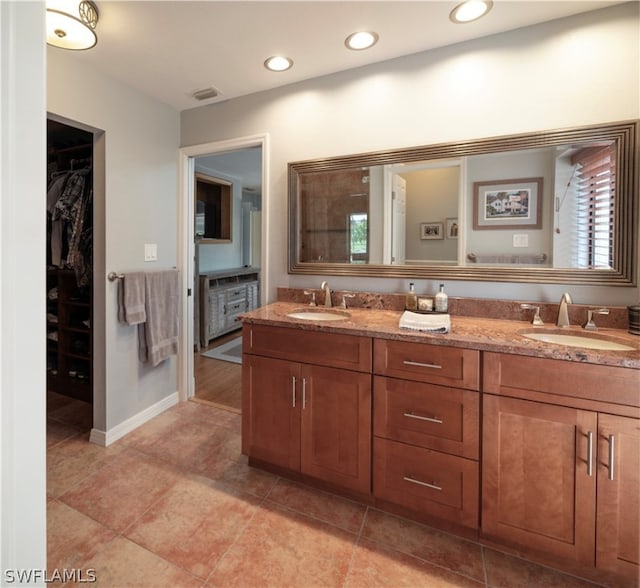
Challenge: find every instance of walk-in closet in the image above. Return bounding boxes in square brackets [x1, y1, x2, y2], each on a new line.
[46, 119, 94, 405]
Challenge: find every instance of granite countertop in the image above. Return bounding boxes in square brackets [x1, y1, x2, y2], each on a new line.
[241, 301, 640, 370]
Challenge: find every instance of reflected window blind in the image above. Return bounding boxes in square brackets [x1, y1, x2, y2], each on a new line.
[572, 144, 616, 269]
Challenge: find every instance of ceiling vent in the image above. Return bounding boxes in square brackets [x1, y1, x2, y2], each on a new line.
[192, 86, 220, 101]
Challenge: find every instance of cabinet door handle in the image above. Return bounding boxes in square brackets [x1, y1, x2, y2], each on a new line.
[608, 434, 615, 481]
[302, 378, 307, 409]
[587, 431, 594, 477]
[403, 476, 442, 491]
[292, 376, 296, 408]
[403, 411, 443, 424]
[403, 360, 442, 370]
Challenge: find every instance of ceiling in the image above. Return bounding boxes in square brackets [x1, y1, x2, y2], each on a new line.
[57, 1, 624, 113]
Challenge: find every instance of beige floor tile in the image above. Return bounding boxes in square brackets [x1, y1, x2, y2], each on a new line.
[47, 500, 116, 571]
[204, 453, 279, 498]
[67, 536, 202, 588]
[47, 434, 125, 498]
[126, 474, 260, 580]
[484, 548, 601, 588]
[346, 538, 484, 588]
[47, 418, 84, 448]
[266, 478, 367, 534]
[172, 400, 241, 432]
[47, 397, 93, 430]
[361, 509, 485, 582]
[59, 448, 180, 532]
[207, 501, 357, 587]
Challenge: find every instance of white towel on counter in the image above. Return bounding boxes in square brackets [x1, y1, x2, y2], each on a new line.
[138, 269, 180, 366]
[399, 311, 451, 333]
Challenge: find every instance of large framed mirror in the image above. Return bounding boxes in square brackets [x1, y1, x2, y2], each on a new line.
[288, 121, 638, 285]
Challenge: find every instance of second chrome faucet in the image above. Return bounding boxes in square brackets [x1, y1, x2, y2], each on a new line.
[556, 292, 573, 327]
[320, 281, 332, 307]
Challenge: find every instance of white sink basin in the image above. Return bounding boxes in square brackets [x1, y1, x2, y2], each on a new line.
[521, 331, 635, 351]
[286, 309, 350, 321]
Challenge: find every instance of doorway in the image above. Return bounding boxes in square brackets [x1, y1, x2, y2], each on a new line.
[46, 114, 106, 440]
[178, 135, 268, 411]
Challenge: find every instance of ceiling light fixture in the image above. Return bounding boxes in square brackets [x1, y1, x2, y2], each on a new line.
[46, 0, 99, 50]
[264, 56, 293, 72]
[345, 31, 379, 51]
[450, 0, 493, 24]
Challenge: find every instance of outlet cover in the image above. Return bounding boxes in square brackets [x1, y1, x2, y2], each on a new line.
[513, 234, 528, 248]
[144, 243, 158, 261]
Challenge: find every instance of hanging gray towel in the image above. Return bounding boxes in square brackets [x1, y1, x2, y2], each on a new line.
[117, 272, 146, 325]
[138, 269, 179, 367]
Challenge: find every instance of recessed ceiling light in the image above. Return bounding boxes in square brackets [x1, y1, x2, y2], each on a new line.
[450, 0, 493, 24]
[264, 56, 293, 72]
[345, 31, 379, 51]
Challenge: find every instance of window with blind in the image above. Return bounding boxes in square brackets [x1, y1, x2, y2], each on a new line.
[572, 143, 616, 269]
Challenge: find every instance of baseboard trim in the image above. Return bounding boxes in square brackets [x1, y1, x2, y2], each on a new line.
[89, 392, 179, 447]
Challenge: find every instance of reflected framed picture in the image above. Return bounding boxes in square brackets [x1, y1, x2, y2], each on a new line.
[445, 218, 459, 239]
[473, 177, 543, 230]
[420, 222, 444, 240]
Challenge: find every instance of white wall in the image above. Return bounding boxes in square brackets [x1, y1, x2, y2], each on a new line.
[47, 50, 181, 433]
[195, 168, 244, 272]
[181, 3, 640, 306]
[1, 1, 47, 578]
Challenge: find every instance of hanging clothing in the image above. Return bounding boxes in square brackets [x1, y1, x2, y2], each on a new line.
[47, 168, 93, 286]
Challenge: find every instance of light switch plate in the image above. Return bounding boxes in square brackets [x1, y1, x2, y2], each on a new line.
[513, 234, 528, 248]
[144, 243, 158, 261]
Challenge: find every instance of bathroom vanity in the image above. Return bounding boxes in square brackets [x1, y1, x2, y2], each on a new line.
[241, 300, 639, 586]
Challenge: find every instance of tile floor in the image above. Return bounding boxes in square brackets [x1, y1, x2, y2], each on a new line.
[47, 392, 603, 588]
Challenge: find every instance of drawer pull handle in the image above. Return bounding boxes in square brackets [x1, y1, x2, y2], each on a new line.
[403, 476, 442, 491]
[404, 411, 443, 424]
[587, 431, 594, 477]
[608, 434, 615, 481]
[302, 378, 307, 410]
[292, 376, 296, 408]
[403, 360, 442, 370]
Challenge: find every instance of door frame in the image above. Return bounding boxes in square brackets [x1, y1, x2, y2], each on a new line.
[178, 134, 269, 401]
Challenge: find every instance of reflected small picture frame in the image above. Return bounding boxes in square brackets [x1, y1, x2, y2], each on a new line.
[445, 218, 459, 239]
[420, 222, 443, 240]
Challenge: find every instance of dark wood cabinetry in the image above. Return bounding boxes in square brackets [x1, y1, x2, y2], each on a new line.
[47, 269, 92, 403]
[482, 352, 639, 584]
[372, 339, 480, 533]
[242, 324, 372, 494]
[596, 414, 640, 579]
[240, 312, 639, 585]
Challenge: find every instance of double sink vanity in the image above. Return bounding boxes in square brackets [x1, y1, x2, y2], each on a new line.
[240, 289, 639, 587]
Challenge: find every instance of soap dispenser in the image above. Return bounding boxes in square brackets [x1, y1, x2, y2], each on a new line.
[435, 284, 448, 312]
[405, 283, 418, 311]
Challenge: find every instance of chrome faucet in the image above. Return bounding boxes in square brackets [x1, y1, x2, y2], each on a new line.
[556, 292, 573, 327]
[320, 281, 332, 307]
[584, 308, 610, 330]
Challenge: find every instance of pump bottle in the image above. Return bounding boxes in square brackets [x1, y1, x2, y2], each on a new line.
[435, 284, 448, 312]
[405, 283, 417, 311]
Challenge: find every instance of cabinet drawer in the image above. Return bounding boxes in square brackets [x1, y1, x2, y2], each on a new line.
[245, 324, 371, 372]
[373, 437, 479, 530]
[373, 376, 479, 459]
[374, 339, 479, 390]
[483, 352, 640, 410]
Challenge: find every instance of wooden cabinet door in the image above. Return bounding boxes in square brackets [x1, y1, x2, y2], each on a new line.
[242, 354, 301, 471]
[596, 414, 640, 580]
[300, 364, 371, 494]
[482, 394, 597, 567]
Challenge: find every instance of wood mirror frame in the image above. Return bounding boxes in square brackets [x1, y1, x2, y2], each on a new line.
[288, 120, 638, 285]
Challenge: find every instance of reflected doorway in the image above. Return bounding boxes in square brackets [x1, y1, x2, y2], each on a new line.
[189, 144, 264, 413]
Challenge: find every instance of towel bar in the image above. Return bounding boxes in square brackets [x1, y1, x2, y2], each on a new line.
[107, 272, 124, 282]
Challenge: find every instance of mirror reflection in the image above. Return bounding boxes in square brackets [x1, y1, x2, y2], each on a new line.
[289, 121, 637, 285]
